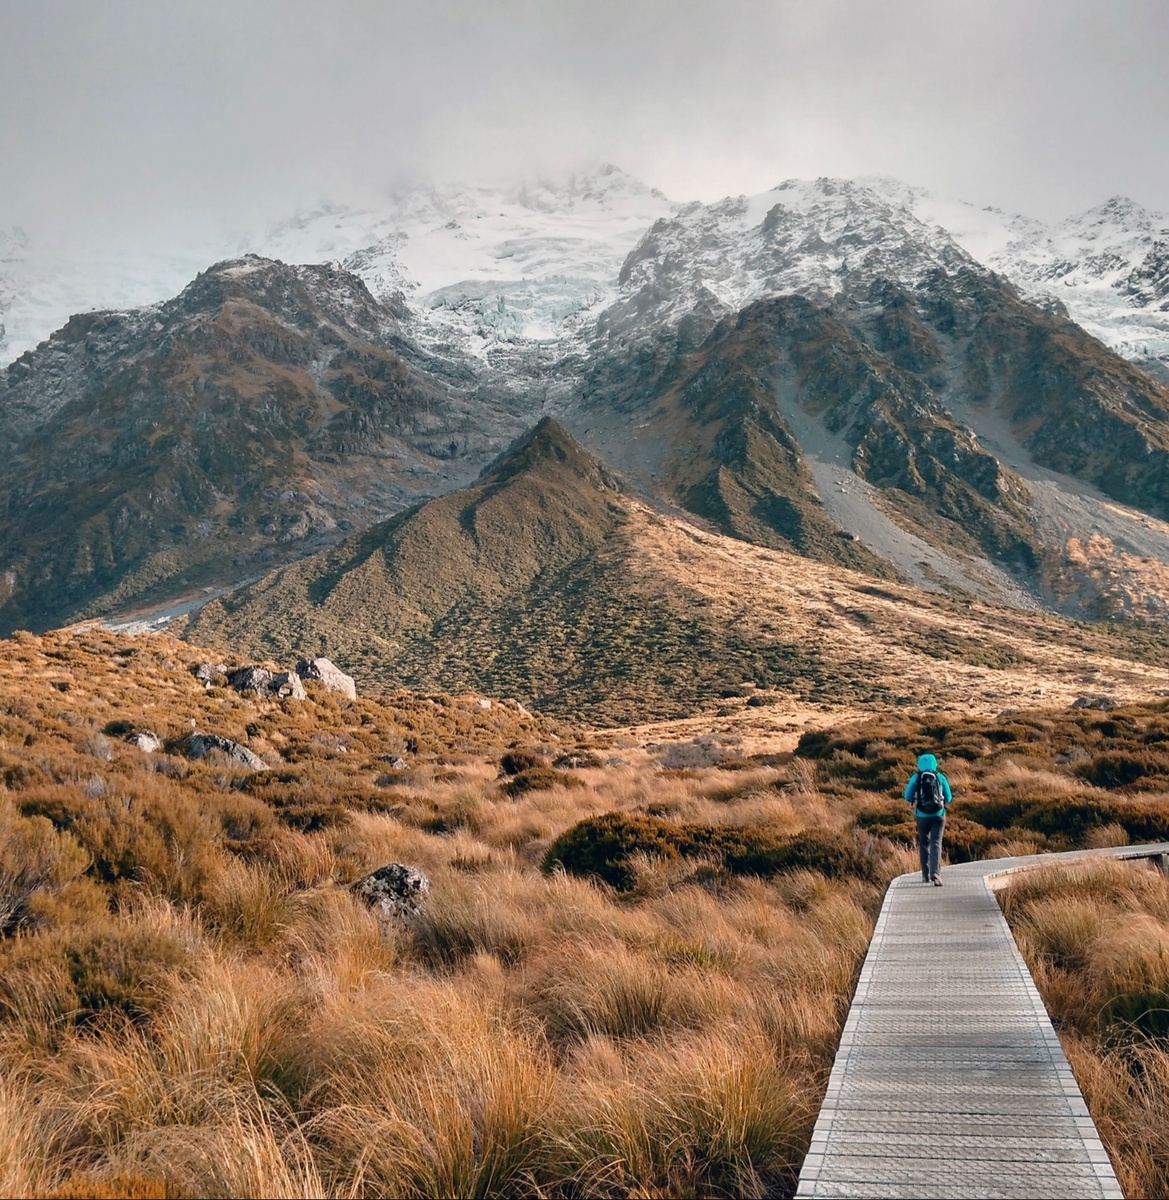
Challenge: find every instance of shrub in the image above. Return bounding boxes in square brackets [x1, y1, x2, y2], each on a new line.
[544, 813, 686, 889]
[958, 797, 1029, 830]
[0, 806, 89, 935]
[1016, 798, 1119, 844]
[502, 767, 579, 797]
[500, 750, 547, 777]
[1112, 802, 1169, 843]
[936, 816, 1007, 864]
[546, 813, 889, 889]
[65, 927, 188, 1022]
[717, 829, 886, 884]
[1, 924, 188, 1026]
[1080, 751, 1169, 790]
[855, 803, 912, 832]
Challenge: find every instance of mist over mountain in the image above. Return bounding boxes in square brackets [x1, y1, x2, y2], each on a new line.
[5, 166, 1169, 690]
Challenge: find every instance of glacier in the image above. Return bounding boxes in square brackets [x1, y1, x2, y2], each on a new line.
[2, 165, 1167, 381]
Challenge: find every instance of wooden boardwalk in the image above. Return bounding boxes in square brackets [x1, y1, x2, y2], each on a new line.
[796, 845, 1169, 1199]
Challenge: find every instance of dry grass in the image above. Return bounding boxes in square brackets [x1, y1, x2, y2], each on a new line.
[1003, 860, 1169, 1197]
[0, 628, 893, 1198]
[14, 625, 1169, 1196]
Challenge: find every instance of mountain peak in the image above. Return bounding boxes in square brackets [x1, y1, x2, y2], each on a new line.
[479, 417, 621, 490]
[1062, 195, 1163, 237]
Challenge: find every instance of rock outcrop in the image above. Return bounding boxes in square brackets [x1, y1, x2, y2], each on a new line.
[191, 661, 227, 688]
[226, 663, 308, 701]
[272, 671, 307, 700]
[124, 730, 161, 753]
[228, 666, 274, 694]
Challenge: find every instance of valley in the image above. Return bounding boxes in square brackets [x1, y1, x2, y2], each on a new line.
[6, 165, 1169, 1198]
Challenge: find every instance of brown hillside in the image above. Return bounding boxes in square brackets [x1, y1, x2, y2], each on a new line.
[187, 421, 1169, 725]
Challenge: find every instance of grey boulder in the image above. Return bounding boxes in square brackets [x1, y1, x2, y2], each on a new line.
[271, 671, 307, 700]
[191, 661, 228, 687]
[352, 863, 429, 920]
[229, 666, 274, 694]
[296, 657, 357, 699]
[125, 730, 162, 753]
[183, 732, 269, 771]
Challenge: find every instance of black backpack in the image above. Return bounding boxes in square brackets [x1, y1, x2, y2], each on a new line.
[913, 770, 945, 815]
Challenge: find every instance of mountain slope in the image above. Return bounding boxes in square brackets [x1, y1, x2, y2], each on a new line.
[185, 420, 1169, 724]
[885, 184, 1169, 382]
[0, 256, 537, 634]
[567, 191, 1169, 617]
[187, 418, 825, 721]
[7, 173, 1169, 636]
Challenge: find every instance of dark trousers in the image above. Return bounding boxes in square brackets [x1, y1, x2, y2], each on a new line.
[916, 813, 946, 880]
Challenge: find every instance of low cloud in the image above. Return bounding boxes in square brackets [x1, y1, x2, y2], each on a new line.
[2, 0, 1166, 248]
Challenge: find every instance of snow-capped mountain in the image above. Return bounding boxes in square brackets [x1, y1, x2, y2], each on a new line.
[0, 165, 676, 367]
[885, 184, 1169, 379]
[6, 165, 1169, 636]
[260, 165, 677, 357]
[0, 226, 255, 368]
[594, 176, 1169, 379]
[597, 177, 979, 345]
[4, 167, 1167, 379]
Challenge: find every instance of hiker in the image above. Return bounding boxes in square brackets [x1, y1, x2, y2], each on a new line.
[905, 753, 952, 886]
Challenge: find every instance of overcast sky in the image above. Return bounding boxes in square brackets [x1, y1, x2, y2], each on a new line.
[2, 0, 1167, 246]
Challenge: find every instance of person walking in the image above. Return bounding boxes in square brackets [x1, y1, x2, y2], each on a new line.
[905, 752, 952, 885]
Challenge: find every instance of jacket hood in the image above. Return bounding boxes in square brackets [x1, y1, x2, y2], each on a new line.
[917, 753, 938, 771]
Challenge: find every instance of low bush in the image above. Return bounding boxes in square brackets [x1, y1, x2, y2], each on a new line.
[544, 813, 686, 889]
[939, 816, 1015, 864]
[1016, 798, 1128, 845]
[502, 767, 580, 797]
[1, 923, 188, 1026]
[500, 750, 547, 777]
[717, 829, 886, 884]
[0, 806, 89, 936]
[1079, 750, 1169, 790]
[1111, 801, 1169, 843]
[545, 813, 890, 889]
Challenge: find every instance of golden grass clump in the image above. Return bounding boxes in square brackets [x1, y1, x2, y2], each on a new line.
[1003, 860, 1169, 1197]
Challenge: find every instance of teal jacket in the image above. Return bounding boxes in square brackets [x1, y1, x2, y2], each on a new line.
[904, 753, 952, 818]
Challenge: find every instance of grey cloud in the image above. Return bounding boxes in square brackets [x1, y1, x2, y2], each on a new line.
[1, 0, 1167, 247]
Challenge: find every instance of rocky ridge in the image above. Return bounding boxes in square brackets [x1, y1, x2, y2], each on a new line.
[5, 173, 1169, 637]
[0, 256, 535, 633]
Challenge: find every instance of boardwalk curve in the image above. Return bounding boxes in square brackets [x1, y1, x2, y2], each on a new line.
[797, 844, 1169, 1199]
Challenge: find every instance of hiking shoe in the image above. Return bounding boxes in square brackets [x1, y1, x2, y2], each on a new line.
[932, 876, 943, 887]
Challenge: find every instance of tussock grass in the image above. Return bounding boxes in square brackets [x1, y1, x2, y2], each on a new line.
[0, 628, 889, 1198]
[19, 626, 1169, 1196]
[1003, 860, 1169, 1196]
